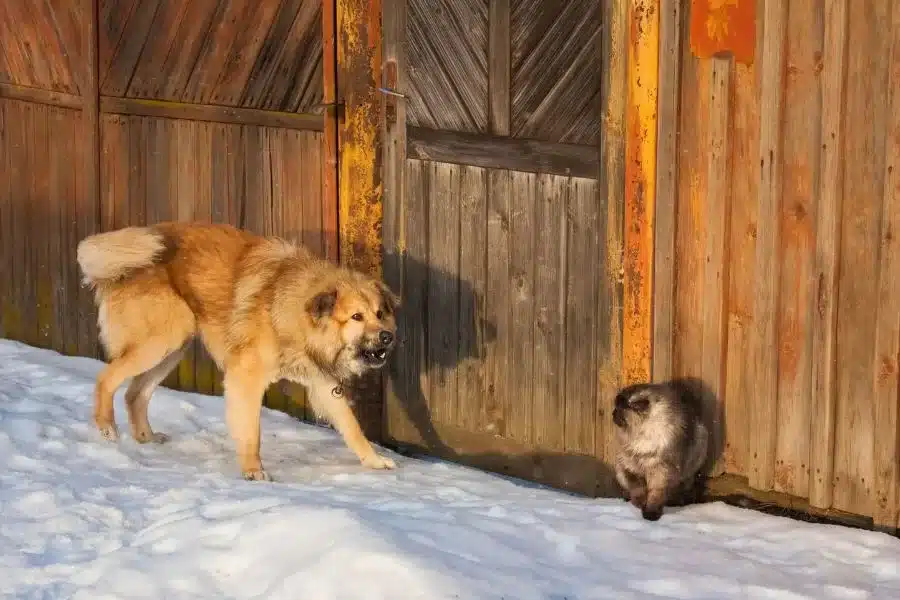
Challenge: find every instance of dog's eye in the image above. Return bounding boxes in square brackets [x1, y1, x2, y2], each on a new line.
[351, 313, 364, 321]
[376, 310, 384, 319]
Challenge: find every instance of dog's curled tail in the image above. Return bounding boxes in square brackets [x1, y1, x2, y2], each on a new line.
[77, 226, 169, 286]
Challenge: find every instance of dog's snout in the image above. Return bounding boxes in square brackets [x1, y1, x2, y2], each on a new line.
[379, 330, 394, 346]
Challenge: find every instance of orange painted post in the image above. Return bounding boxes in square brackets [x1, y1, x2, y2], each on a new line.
[336, 0, 385, 438]
[623, 0, 660, 385]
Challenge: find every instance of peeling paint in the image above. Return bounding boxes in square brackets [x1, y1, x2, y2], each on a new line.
[623, 0, 659, 385]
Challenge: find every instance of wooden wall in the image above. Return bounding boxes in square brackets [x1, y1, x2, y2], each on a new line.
[653, 0, 900, 528]
[0, 0, 333, 420]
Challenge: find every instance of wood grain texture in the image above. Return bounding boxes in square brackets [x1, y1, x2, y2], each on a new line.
[748, 0, 787, 492]
[651, 0, 681, 382]
[510, 0, 602, 144]
[809, 0, 849, 511]
[0, 0, 84, 93]
[98, 0, 324, 111]
[872, 0, 900, 529]
[406, 0, 488, 133]
[488, 0, 510, 135]
[772, 0, 822, 498]
[832, 0, 893, 515]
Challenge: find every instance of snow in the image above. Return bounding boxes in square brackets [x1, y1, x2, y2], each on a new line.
[0, 339, 897, 600]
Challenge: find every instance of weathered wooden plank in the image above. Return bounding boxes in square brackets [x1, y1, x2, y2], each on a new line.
[772, 0, 823, 498]
[1, 0, 51, 91]
[484, 170, 512, 437]
[406, 0, 488, 133]
[22, 102, 39, 347]
[748, 0, 788, 492]
[321, 0, 338, 262]
[181, 0, 246, 104]
[407, 126, 600, 179]
[531, 174, 566, 451]
[32, 104, 53, 349]
[488, 0, 510, 135]
[426, 163, 461, 429]
[155, 0, 224, 102]
[21, 0, 80, 93]
[622, 0, 659, 384]
[597, 0, 626, 471]
[2, 100, 24, 341]
[565, 178, 601, 457]
[58, 108, 81, 356]
[809, 0, 849, 511]
[101, 0, 162, 97]
[724, 41, 762, 476]
[125, 0, 191, 99]
[701, 57, 732, 477]
[674, 56, 709, 381]
[872, 0, 900, 529]
[241, 0, 323, 111]
[833, 0, 892, 515]
[510, 0, 602, 145]
[101, 96, 324, 131]
[456, 166, 488, 433]
[208, 2, 282, 106]
[651, 0, 681, 382]
[506, 172, 536, 443]
[0, 101, 7, 340]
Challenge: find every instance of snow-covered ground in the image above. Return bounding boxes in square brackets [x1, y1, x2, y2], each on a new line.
[0, 339, 898, 600]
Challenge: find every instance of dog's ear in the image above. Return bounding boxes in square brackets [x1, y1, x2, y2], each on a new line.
[307, 288, 338, 319]
[376, 281, 400, 315]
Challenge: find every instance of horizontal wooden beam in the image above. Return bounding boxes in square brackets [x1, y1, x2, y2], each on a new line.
[407, 126, 600, 179]
[0, 83, 324, 131]
[0, 82, 81, 110]
[101, 97, 324, 131]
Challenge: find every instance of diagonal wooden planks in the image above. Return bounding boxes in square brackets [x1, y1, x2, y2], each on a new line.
[406, 0, 488, 133]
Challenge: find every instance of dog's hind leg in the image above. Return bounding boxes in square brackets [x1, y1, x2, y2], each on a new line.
[94, 338, 183, 442]
[125, 344, 188, 443]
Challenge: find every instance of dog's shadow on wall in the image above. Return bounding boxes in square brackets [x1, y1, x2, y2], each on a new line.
[378, 251, 622, 497]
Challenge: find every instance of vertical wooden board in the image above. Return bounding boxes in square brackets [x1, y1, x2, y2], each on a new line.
[724, 54, 762, 477]
[389, 160, 431, 443]
[127, 116, 147, 227]
[651, 0, 681, 382]
[0, 101, 8, 339]
[598, 0, 626, 469]
[772, 0, 823, 497]
[300, 132, 325, 257]
[426, 162, 461, 429]
[21, 102, 39, 347]
[172, 119, 197, 391]
[814, 0, 849, 503]
[45, 107, 65, 354]
[61, 110, 81, 356]
[506, 171, 536, 444]
[192, 121, 218, 395]
[3, 101, 25, 341]
[321, 0, 338, 262]
[242, 125, 266, 235]
[531, 173, 567, 451]
[564, 178, 600, 457]
[673, 56, 709, 379]
[456, 165, 488, 433]
[832, 0, 891, 514]
[701, 58, 732, 478]
[484, 169, 511, 436]
[32, 105, 53, 350]
[748, 0, 788, 492]
[872, 0, 900, 527]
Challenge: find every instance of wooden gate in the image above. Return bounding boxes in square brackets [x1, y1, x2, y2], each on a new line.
[381, 0, 625, 495]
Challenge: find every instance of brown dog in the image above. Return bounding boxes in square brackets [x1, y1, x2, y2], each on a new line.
[76, 222, 399, 481]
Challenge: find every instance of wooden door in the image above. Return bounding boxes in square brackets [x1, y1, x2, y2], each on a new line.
[381, 0, 623, 496]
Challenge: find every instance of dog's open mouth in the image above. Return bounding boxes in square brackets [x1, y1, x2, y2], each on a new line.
[361, 347, 389, 366]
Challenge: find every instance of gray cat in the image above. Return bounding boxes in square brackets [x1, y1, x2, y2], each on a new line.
[613, 381, 710, 521]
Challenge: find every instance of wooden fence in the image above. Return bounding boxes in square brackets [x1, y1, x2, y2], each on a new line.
[653, 0, 900, 529]
[0, 0, 336, 421]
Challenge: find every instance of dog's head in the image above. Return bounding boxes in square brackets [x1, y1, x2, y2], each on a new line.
[305, 273, 400, 375]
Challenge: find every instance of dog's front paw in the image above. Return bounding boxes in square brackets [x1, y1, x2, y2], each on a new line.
[361, 454, 396, 470]
[96, 421, 119, 442]
[242, 469, 272, 482]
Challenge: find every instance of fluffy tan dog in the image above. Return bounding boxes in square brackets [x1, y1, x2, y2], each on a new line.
[76, 222, 399, 481]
